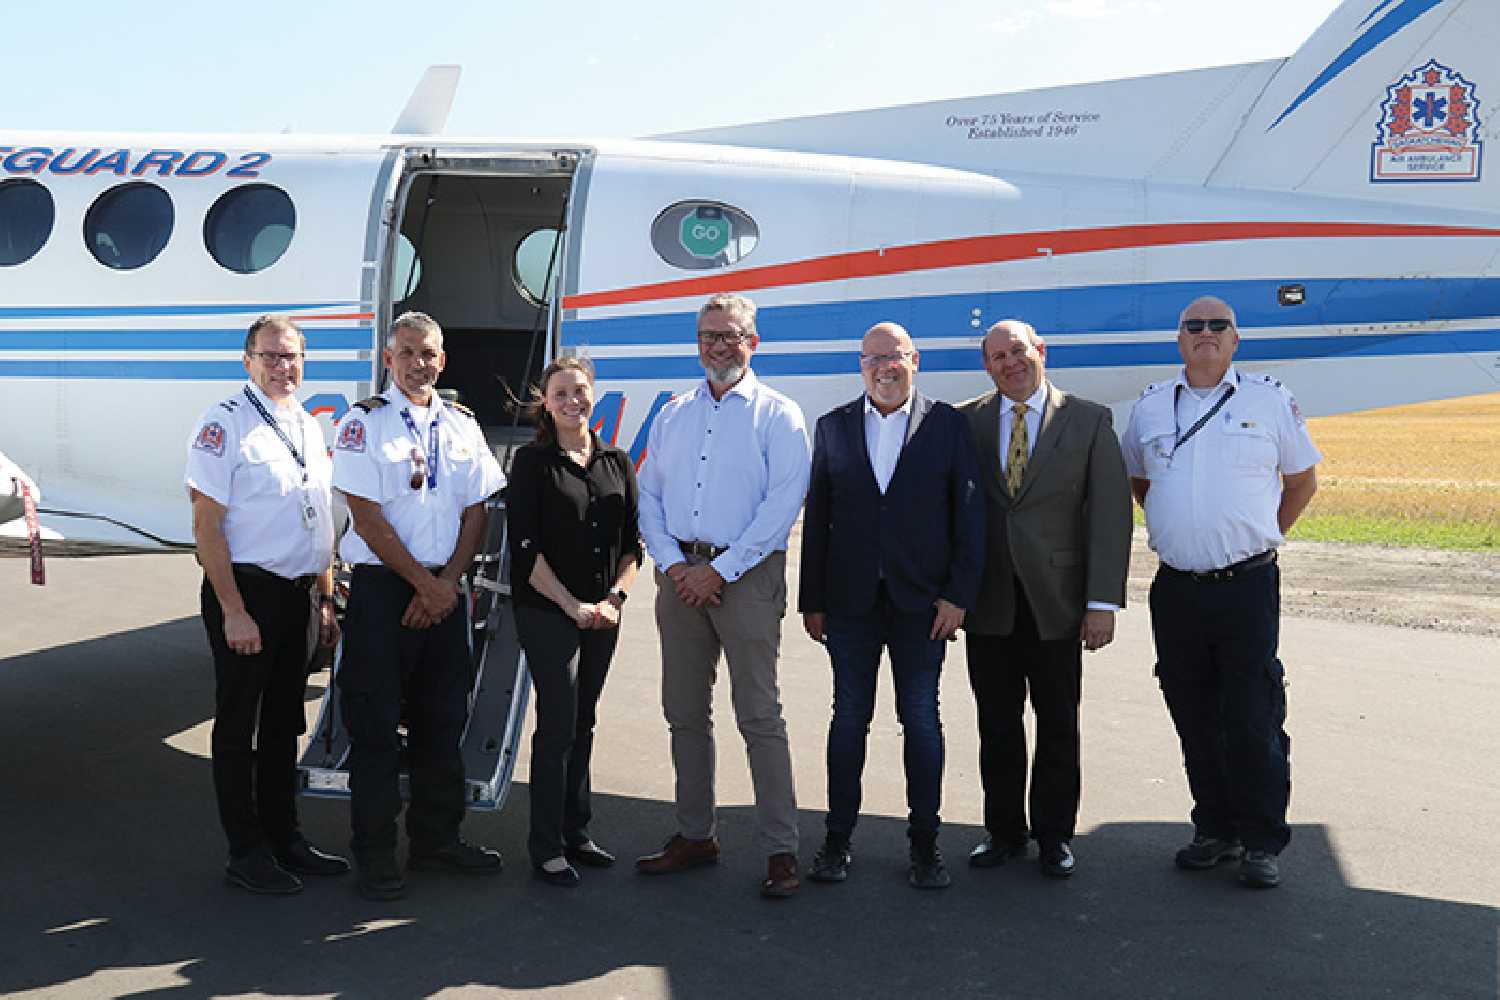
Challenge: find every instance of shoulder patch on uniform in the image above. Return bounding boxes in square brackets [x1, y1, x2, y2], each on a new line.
[336, 418, 367, 452]
[448, 400, 475, 419]
[352, 396, 388, 413]
[193, 422, 226, 457]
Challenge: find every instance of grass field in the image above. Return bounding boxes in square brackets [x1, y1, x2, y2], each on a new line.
[1290, 390, 1500, 550]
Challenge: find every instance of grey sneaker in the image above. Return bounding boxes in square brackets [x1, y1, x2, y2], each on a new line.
[1175, 835, 1244, 870]
[909, 843, 952, 889]
[1238, 850, 1281, 888]
[810, 838, 852, 883]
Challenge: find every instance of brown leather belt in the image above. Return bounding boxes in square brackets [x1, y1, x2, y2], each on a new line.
[677, 539, 728, 560]
[1161, 550, 1276, 583]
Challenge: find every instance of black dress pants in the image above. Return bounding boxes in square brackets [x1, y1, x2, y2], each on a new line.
[965, 582, 1083, 846]
[200, 569, 312, 858]
[338, 565, 471, 864]
[1150, 559, 1291, 854]
[514, 604, 618, 866]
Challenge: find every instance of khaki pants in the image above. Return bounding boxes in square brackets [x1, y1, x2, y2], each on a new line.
[655, 550, 798, 855]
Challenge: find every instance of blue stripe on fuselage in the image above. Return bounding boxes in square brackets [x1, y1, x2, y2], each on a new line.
[0, 302, 347, 319]
[0, 360, 370, 380]
[0, 327, 372, 350]
[562, 276, 1500, 348]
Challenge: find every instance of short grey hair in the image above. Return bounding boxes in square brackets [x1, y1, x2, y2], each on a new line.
[388, 310, 443, 348]
[982, 318, 1041, 353]
[244, 314, 304, 354]
[698, 293, 757, 334]
[1178, 296, 1237, 327]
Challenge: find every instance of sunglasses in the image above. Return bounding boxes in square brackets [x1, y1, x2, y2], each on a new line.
[1181, 318, 1233, 334]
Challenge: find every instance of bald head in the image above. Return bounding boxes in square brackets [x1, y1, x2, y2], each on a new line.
[860, 321, 919, 415]
[981, 319, 1046, 402]
[1177, 295, 1240, 387]
[1178, 296, 1237, 327]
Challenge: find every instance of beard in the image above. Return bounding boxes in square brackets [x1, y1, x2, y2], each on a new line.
[702, 360, 746, 385]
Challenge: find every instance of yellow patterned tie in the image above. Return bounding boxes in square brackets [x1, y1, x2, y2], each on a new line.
[1007, 401, 1029, 498]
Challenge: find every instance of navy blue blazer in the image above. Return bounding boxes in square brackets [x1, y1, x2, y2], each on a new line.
[799, 391, 985, 617]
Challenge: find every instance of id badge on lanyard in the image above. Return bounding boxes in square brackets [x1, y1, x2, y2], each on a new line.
[244, 387, 317, 530]
[298, 487, 319, 531]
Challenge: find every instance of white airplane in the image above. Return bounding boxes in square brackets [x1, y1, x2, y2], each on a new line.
[2, 0, 1497, 548]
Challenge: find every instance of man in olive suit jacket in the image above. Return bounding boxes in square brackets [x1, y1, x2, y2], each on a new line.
[957, 319, 1132, 879]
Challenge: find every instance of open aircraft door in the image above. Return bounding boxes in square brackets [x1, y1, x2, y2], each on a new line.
[299, 144, 589, 811]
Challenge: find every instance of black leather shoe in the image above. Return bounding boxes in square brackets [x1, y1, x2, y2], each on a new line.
[225, 848, 303, 895]
[275, 838, 351, 877]
[969, 836, 1029, 868]
[408, 839, 504, 874]
[1039, 841, 1075, 879]
[565, 841, 616, 868]
[809, 837, 852, 883]
[1175, 835, 1244, 870]
[909, 842, 951, 889]
[1237, 850, 1281, 889]
[356, 856, 406, 901]
[534, 861, 581, 887]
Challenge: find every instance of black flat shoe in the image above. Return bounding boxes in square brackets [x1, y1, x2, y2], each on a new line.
[565, 841, 616, 868]
[534, 862, 581, 887]
[276, 838, 351, 877]
[969, 836, 1028, 868]
[1039, 841, 1076, 879]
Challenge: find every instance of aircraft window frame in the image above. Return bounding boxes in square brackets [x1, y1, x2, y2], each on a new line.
[391, 232, 423, 302]
[650, 200, 759, 271]
[513, 227, 561, 306]
[83, 182, 175, 271]
[0, 179, 55, 267]
[203, 183, 296, 275]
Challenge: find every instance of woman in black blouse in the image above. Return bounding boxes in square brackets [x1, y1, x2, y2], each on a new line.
[507, 356, 641, 886]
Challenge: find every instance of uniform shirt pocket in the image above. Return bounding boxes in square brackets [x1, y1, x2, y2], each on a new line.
[1141, 432, 1176, 478]
[1224, 423, 1278, 473]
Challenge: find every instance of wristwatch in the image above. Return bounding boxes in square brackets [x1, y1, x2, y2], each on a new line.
[608, 587, 628, 605]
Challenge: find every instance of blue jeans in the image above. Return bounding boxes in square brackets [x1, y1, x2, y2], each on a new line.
[823, 597, 946, 842]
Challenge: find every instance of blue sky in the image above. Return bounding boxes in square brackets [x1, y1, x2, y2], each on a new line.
[9, 0, 1343, 137]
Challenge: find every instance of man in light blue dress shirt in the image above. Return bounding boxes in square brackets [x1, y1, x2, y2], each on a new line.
[634, 293, 813, 899]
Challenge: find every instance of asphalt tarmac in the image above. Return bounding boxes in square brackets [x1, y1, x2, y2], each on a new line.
[1, 548, 1495, 1000]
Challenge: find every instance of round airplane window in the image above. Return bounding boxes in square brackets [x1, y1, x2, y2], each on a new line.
[204, 184, 296, 274]
[0, 179, 55, 267]
[515, 228, 561, 305]
[84, 183, 174, 270]
[651, 201, 759, 271]
[391, 233, 422, 302]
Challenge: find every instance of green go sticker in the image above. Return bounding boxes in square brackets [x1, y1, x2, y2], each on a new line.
[680, 208, 730, 259]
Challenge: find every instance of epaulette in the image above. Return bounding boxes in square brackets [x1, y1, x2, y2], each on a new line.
[1138, 380, 1170, 398]
[352, 396, 388, 413]
[449, 400, 476, 419]
[1249, 373, 1286, 391]
[217, 398, 241, 413]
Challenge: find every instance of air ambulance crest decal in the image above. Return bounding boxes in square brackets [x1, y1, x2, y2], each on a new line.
[1371, 59, 1483, 182]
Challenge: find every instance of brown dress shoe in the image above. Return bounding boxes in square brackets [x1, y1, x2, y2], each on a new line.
[635, 834, 720, 875]
[761, 852, 800, 898]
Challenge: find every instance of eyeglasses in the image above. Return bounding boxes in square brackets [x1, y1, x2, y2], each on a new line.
[250, 351, 304, 365]
[1181, 319, 1233, 334]
[859, 351, 913, 368]
[698, 331, 752, 347]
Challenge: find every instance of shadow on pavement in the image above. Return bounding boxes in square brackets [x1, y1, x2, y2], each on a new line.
[1, 618, 1495, 1000]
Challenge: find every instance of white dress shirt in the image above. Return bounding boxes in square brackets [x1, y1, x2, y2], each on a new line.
[332, 386, 506, 567]
[1121, 365, 1323, 573]
[638, 369, 812, 582]
[863, 393, 913, 495]
[997, 380, 1048, 471]
[184, 381, 335, 579]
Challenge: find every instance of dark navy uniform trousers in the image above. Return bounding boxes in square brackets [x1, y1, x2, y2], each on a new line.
[338, 564, 471, 864]
[1150, 558, 1292, 854]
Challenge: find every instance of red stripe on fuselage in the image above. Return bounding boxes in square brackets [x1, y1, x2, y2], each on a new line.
[562, 222, 1500, 311]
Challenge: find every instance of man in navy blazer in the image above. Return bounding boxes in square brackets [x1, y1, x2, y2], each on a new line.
[799, 322, 984, 890]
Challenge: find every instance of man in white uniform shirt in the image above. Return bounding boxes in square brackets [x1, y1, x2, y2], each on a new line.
[332, 311, 507, 901]
[634, 293, 813, 898]
[186, 315, 346, 895]
[1121, 295, 1321, 889]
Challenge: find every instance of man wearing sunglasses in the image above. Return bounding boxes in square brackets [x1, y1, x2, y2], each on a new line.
[1121, 296, 1321, 889]
[186, 314, 346, 894]
[799, 322, 984, 890]
[636, 293, 812, 898]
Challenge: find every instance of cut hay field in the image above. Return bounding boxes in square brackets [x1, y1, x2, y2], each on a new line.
[1292, 390, 1500, 549]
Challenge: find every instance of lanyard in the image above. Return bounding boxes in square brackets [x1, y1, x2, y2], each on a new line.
[1170, 379, 1236, 460]
[242, 387, 308, 484]
[401, 406, 441, 490]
